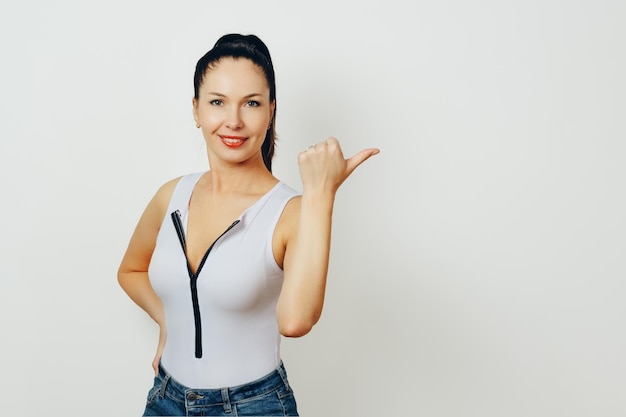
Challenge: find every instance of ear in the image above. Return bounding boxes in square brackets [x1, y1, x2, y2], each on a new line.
[192, 98, 199, 125]
[270, 100, 276, 122]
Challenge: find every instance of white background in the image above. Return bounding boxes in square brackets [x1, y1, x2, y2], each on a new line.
[1, 1, 624, 416]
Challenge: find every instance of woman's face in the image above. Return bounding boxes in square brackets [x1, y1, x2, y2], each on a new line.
[193, 57, 275, 169]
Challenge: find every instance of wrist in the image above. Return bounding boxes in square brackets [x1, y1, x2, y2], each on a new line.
[301, 191, 335, 213]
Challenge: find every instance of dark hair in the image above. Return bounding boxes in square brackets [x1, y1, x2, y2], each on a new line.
[194, 34, 277, 172]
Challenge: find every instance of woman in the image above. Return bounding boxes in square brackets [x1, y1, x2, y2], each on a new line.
[118, 33, 379, 416]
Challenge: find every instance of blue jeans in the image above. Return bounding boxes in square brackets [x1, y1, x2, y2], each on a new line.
[143, 361, 299, 416]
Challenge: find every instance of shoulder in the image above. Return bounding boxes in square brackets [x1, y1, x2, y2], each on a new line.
[273, 181, 301, 223]
[119, 175, 186, 262]
[150, 171, 206, 213]
[271, 193, 300, 269]
[151, 176, 184, 211]
[276, 194, 301, 238]
[283, 193, 301, 214]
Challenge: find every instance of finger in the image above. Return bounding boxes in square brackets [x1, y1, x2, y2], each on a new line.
[326, 136, 339, 146]
[346, 148, 380, 175]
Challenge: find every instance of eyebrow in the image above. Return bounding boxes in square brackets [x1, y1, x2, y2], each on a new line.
[207, 92, 263, 98]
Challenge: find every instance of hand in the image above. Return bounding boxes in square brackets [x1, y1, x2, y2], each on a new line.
[297, 137, 379, 193]
[152, 325, 167, 376]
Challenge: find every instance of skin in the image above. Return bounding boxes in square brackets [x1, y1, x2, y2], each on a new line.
[117, 57, 379, 375]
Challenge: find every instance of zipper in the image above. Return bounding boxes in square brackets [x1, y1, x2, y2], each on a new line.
[171, 210, 240, 358]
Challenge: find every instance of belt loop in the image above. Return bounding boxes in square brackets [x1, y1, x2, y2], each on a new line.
[221, 387, 232, 414]
[159, 373, 171, 399]
[276, 362, 291, 392]
[158, 364, 171, 399]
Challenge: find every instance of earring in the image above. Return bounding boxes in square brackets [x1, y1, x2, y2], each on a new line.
[196, 123, 201, 128]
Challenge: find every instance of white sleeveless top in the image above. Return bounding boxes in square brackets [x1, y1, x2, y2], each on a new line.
[148, 172, 300, 388]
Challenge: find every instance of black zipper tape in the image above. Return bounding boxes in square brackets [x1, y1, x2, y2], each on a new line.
[171, 210, 240, 358]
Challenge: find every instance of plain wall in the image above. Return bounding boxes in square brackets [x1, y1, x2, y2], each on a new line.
[0, 1, 624, 416]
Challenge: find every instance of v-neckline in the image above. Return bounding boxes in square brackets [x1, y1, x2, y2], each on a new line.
[178, 174, 282, 275]
[183, 174, 282, 233]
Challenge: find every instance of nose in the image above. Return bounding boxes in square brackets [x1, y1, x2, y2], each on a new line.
[225, 106, 243, 130]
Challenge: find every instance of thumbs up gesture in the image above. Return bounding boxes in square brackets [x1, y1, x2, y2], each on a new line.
[297, 137, 379, 194]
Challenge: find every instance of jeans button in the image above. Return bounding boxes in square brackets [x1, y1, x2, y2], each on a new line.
[187, 392, 197, 401]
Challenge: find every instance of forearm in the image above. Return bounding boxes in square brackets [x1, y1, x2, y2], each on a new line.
[278, 191, 334, 336]
[278, 137, 379, 336]
[118, 271, 165, 326]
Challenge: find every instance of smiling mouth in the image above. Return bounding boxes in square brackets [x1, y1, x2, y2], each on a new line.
[219, 135, 247, 147]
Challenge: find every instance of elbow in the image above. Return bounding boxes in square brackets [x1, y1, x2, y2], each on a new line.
[279, 322, 312, 338]
[117, 268, 126, 287]
[276, 298, 323, 337]
[278, 316, 318, 338]
[117, 267, 132, 291]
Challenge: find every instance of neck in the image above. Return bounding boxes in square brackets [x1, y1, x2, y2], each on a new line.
[202, 158, 276, 195]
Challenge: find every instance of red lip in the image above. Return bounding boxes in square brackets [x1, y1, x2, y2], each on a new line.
[220, 135, 247, 139]
[219, 135, 247, 148]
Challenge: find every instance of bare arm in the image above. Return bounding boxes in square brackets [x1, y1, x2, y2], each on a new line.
[277, 137, 379, 337]
[117, 182, 172, 324]
[117, 178, 179, 372]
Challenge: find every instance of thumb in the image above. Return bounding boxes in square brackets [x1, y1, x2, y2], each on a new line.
[345, 148, 380, 176]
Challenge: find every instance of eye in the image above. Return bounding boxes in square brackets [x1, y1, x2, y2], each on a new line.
[209, 99, 223, 106]
[245, 100, 260, 107]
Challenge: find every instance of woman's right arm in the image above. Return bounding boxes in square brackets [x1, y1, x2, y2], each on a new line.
[117, 178, 180, 326]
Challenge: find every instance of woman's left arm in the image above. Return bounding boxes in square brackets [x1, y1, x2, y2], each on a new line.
[277, 137, 379, 337]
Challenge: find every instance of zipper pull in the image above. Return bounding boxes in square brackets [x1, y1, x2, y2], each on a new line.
[171, 210, 187, 251]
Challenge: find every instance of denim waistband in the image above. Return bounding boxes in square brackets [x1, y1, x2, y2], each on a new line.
[155, 361, 292, 407]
